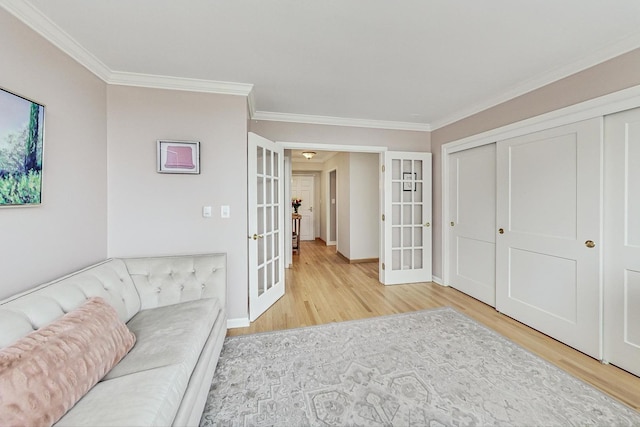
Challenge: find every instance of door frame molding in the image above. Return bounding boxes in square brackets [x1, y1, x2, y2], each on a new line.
[442, 83, 640, 287]
[325, 167, 338, 246]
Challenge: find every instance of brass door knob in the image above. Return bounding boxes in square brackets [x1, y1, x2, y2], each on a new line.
[424, 222, 430, 227]
[498, 228, 504, 234]
[585, 240, 595, 248]
[250, 234, 264, 240]
[450, 221, 455, 226]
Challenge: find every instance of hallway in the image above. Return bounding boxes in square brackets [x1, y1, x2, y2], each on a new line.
[229, 240, 640, 411]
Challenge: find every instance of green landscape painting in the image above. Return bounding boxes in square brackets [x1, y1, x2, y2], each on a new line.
[0, 88, 44, 206]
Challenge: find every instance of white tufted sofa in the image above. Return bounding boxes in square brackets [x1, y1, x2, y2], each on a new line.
[0, 253, 227, 426]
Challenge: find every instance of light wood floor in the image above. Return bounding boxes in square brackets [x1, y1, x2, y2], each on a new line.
[229, 240, 640, 412]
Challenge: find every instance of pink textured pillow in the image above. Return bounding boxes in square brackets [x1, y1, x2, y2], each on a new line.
[0, 297, 136, 427]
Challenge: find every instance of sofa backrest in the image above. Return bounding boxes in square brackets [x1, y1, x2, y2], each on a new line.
[123, 253, 226, 311]
[0, 259, 141, 348]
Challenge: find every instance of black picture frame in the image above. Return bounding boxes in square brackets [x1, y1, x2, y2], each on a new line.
[402, 172, 416, 191]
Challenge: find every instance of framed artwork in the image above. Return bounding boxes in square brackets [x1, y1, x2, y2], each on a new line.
[157, 140, 200, 174]
[403, 172, 416, 191]
[0, 87, 45, 206]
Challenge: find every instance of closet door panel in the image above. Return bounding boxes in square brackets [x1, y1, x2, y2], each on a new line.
[604, 108, 640, 376]
[496, 118, 602, 359]
[448, 143, 496, 306]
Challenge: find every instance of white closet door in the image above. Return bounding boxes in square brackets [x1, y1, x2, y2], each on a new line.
[496, 118, 603, 359]
[448, 143, 497, 306]
[604, 108, 640, 376]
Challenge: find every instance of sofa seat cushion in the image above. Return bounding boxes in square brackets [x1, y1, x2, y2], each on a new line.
[56, 365, 188, 427]
[104, 297, 221, 380]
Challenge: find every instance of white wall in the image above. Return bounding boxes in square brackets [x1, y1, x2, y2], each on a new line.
[0, 10, 108, 299]
[106, 85, 249, 321]
[348, 153, 379, 260]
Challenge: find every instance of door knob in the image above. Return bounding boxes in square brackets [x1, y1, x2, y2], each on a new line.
[250, 234, 264, 240]
[424, 222, 430, 227]
[585, 240, 595, 248]
[498, 228, 504, 234]
[450, 221, 455, 226]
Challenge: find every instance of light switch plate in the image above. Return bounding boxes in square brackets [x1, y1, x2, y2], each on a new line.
[202, 206, 212, 217]
[221, 205, 230, 218]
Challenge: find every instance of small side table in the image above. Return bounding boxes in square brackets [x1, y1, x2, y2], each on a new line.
[292, 213, 302, 254]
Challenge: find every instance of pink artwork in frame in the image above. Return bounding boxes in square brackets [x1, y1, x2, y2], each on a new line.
[157, 140, 200, 174]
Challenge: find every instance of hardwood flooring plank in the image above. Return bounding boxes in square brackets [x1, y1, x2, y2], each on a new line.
[229, 240, 640, 411]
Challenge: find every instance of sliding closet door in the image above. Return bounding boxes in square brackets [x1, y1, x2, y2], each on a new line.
[448, 143, 496, 306]
[603, 108, 640, 376]
[496, 118, 602, 359]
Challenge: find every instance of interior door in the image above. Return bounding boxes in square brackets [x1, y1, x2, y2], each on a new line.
[248, 132, 285, 322]
[381, 152, 432, 285]
[291, 175, 314, 241]
[496, 118, 602, 359]
[603, 108, 640, 376]
[448, 143, 496, 306]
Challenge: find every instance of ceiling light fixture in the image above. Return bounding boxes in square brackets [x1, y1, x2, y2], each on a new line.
[302, 151, 316, 160]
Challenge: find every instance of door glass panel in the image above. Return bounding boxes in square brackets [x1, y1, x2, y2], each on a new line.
[274, 258, 280, 284]
[265, 149, 272, 176]
[403, 249, 412, 269]
[273, 152, 279, 177]
[392, 159, 401, 180]
[257, 147, 264, 175]
[414, 227, 423, 246]
[392, 182, 401, 202]
[414, 249, 423, 269]
[258, 266, 265, 296]
[266, 206, 273, 233]
[403, 205, 412, 225]
[267, 261, 273, 290]
[274, 232, 280, 257]
[414, 160, 423, 180]
[403, 159, 412, 174]
[392, 205, 401, 225]
[392, 227, 401, 247]
[257, 207, 265, 235]
[257, 176, 264, 205]
[258, 238, 265, 266]
[403, 185, 413, 203]
[414, 182, 423, 202]
[274, 179, 279, 203]
[403, 227, 412, 247]
[392, 249, 401, 270]
[266, 177, 272, 204]
[414, 205, 423, 225]
[267, 233, 273, 260]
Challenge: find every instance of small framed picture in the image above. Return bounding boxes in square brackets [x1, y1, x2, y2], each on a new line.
[403, 172, 416, 191]
[157, 140, 200, 174]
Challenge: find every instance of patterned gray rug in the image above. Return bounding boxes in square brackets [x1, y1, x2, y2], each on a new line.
[200, 307, 640, 426]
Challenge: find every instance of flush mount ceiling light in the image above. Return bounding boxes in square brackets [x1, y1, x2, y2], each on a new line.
[302, 151, 316, 160]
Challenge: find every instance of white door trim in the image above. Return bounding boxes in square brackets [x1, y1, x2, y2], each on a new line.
[325, 167, 338, 246]
[442, 83, 640, 287]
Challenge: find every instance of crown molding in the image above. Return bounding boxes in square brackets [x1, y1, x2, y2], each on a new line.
[430, 31, 640, 130]
[252, 111, 431, 132]
[0, 0, 112, 80]
[108, 71, 253, 96]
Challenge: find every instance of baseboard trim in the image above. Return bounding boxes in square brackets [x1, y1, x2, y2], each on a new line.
[432, 275, 444, 286]
[227, 317, 250, 329]
[337, 251, 379, 264]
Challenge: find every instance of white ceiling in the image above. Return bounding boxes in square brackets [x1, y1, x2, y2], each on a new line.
[5, 1, 640, 130]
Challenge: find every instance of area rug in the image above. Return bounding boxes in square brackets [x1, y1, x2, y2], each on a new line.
[200, 307, 640, 426]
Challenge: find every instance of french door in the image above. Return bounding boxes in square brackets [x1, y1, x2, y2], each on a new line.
[603, 108, 640, 376]
[248, 132, 285, 321]
[381, 152, 432, 285]
[448, 143, 497, 306]
[495, 118, 602, 359]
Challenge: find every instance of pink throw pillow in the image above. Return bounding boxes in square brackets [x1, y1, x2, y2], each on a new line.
[0, 297, 136, 427]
